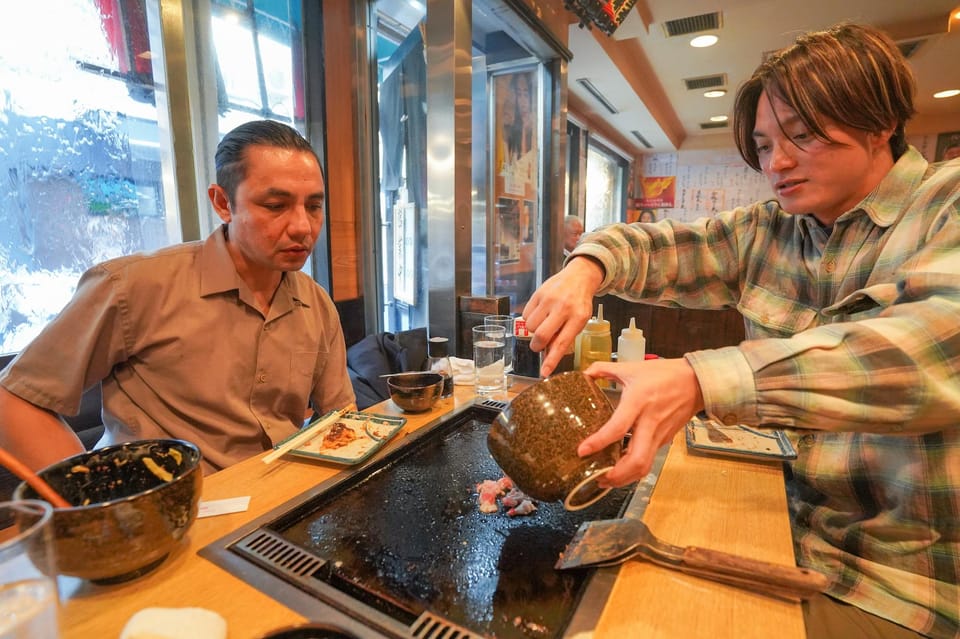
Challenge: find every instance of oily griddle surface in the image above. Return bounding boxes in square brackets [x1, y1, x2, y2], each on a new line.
[274, 408, 631, 639]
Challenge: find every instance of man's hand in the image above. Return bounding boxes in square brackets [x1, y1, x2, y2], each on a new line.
[522, 257, 604, 376]
[579, 358, 705, 486]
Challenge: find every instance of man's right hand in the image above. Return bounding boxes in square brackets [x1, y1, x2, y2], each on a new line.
[522, 256, 604, 376]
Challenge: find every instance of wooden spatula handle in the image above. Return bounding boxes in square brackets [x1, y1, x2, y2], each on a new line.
[681, 546, 829, 599]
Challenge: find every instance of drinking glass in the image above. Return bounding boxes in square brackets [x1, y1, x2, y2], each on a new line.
[0, 500, 60, 638]
[483, 315, 515, 375]
[472, 325, 506, 396]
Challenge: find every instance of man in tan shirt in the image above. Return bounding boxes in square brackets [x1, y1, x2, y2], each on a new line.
[0, 120, 355, 473]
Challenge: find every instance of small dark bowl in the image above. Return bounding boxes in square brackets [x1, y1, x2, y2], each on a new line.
[257, 623, 360, 639]
[387, 372, 444, 413]
[14, 438, 203, 584]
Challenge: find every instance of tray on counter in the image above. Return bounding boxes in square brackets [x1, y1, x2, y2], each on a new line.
[685, 415, 797, 461]
[273, 411, 406, 465]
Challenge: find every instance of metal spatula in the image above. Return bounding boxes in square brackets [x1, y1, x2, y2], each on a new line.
[556, 518, 829, 602]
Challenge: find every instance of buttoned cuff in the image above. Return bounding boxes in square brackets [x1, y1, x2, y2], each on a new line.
[685, 346, 760, 425]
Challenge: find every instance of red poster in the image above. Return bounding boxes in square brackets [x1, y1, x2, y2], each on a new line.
[639, 176, 676, 209]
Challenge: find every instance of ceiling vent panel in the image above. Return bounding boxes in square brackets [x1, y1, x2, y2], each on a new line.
[700, 121, 729, 130]
[684, 74, 726, 91]
[631, 131, 653, 148]
[575, 78, 619, 115]
[662, 12, 722, 37]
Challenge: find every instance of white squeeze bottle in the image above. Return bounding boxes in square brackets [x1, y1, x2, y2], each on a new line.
[617, 317, 646, 363]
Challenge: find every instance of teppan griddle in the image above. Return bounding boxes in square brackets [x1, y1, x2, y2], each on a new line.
[201, 399, 665, 639]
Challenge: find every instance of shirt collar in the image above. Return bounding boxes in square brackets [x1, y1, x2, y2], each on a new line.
[198, 226, 310, 315]
[846, 146, 928, 228]
[199, 225, 241, 296]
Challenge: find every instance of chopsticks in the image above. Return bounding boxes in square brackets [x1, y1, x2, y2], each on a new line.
[262, 406, 350, 465]
[0, 446, 71, 508]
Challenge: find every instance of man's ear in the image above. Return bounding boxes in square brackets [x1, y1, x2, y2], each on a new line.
[208, 184, 232, 223]
[870, 126, 896, 154]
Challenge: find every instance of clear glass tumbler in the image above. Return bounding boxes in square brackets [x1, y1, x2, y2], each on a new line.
[0, 500, 60, 638]
[472, 324, 506, 396]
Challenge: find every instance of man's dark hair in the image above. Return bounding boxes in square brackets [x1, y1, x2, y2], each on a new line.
[214, 120, 321, 203]
[733, 23, 916, 171]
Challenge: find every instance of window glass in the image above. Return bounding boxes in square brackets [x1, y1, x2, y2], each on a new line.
[373, 1, 427, 332]
[584, 140, 626, 232]
[0, 0, 177, 352]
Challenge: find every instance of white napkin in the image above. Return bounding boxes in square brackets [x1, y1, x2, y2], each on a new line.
[120, 607, 227, 639]
[450, 356, 475, 385]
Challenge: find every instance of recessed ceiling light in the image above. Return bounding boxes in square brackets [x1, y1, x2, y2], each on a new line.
[704, 89, 726, 98]
[710, 115, 728, 122]
[933, 89, 960, 99]
[690, 34, 719, 48]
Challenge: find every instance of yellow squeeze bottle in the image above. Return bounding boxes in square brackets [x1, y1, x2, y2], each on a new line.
[577, 304, 612, 387]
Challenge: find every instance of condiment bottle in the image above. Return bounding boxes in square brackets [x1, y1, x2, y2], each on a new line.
[617, 317, 646, 363]
[512, 316, 540, 378]
[425, 336, 454, 398]
[577, 304, 612, 387]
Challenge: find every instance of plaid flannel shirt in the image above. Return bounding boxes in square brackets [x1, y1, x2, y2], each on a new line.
[571, 147, 960, 638]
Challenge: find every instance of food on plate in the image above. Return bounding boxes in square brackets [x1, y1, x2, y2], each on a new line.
[321, 422, 358, 449]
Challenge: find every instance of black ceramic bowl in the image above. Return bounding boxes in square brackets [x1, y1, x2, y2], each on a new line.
[257, 623, 360, 639]
[387, 372, 444, 413]
[14, 438, 203, 584]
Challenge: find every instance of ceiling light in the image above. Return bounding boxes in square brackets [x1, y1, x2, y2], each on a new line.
[690, 34, 719, 48]
[934, 89, 960, 98]
[710, 115, 728, 122]
[703, 89, 726, 98]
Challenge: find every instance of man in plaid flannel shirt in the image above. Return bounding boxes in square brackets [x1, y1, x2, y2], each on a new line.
[525, 23, 959, 639]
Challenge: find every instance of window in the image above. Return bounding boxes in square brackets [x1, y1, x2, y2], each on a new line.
[584, 138, 627, 232]
[0, 0, 176, 352]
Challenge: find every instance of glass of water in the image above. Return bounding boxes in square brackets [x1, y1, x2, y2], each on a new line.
[483, 315, 515, 375]
[0, 500, 60, 638]
[473, 324, 506, 396]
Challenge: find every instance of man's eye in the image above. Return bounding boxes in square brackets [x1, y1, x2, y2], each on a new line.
[756, 143, 770, 154]
[263, 202, 285, 211]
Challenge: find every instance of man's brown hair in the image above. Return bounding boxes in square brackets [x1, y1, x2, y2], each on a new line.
[733, 23, 916, 171]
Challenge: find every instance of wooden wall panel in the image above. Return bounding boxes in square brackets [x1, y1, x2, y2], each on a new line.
[322, 1, 361, 302]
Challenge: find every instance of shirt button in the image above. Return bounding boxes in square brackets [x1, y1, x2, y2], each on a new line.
[722, 413, 738, 425]
[258, 374, 267, 383]
[825, 260, 836, 273]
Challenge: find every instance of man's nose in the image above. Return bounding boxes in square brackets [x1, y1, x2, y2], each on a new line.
[767, 140, 797, 172]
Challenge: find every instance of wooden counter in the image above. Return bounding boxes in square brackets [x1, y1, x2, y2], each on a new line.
[58, 386, 805, 638]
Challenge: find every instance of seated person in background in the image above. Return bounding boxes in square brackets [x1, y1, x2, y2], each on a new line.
[524, 23, 959, 639]
[638, 209, 656, 222]
[0, 120, 355, 474]
[562, 215, 584, 258]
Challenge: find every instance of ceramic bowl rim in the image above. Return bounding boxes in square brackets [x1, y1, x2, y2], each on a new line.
[14, 438, 202, 511]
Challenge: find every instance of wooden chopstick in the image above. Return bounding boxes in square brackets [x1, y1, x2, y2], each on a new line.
[262, 406, 350, 465]
[0, 446, 71, 508]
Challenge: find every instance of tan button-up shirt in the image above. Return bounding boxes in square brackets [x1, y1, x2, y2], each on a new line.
[1, 227, 355, 472]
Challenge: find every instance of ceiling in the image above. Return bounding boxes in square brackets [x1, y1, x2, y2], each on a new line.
[565, 0, 960, 155]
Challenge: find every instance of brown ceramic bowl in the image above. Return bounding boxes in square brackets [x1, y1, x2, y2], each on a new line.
[487, 371, 619, 510]
[14, 439, 203, 584]
[387, 372, 444, 413]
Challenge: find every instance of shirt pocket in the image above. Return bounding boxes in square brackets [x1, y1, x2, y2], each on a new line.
[822, 283, 898, 322]
[293, 350, 321, 377]
[738, 283, 819, 338]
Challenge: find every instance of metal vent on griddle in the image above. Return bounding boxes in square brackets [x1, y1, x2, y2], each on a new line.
[477, 398, 509, 411]
[411, 612, 483, 639]
[662, 12, 721, 37]
[234, 529, 325, 578]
